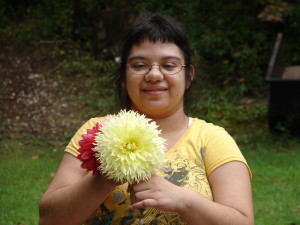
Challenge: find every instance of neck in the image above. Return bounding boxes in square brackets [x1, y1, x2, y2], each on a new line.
[151, 109, 189, 135]
[130, 103, 189, 135]
[152, 110, 189, 150]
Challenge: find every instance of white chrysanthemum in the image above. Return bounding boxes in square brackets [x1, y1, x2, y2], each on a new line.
[94, 110, 166, 184]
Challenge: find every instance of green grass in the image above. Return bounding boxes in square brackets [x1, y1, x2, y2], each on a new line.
[0, 138, 64, 225]
[239, 132, 300, 225]
[1, 130, 299, 225]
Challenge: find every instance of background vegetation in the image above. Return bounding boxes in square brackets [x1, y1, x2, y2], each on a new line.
[2, 0, 300, 94]
[0, 0, 299, 224]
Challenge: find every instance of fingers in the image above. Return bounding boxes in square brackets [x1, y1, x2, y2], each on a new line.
[130, 187, 152, 203]
[128, 176, 165, 210]
[128, 174, 160, 192]
[130, 199, 157, 210]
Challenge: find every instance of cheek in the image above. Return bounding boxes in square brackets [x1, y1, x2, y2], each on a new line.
[125, 75, 132, 88]
[125, 77, 140, 95]
[174, 77, 186, 93]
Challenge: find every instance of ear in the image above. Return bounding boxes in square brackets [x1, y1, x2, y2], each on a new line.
[122, 81, 126, 89]
[186, 65, 195, 89]
[189, 65, 195, 81]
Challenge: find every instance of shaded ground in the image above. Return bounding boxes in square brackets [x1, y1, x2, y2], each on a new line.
[0, 46, 87, 141]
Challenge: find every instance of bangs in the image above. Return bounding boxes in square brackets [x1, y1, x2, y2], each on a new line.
[126, 16, 184, 47]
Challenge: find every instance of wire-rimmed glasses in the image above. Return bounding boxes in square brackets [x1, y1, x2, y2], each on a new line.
[127, 61, 186, 75]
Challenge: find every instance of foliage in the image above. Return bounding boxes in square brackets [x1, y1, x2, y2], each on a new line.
[1, 0, 300, 96]
[283, 1, 300, 65]
[63, 56, 117, 117]
[1, 0, 73, 46]
[187, 78, 268, 135]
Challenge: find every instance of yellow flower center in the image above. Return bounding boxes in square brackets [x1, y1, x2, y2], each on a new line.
[122, 141, 138, 152]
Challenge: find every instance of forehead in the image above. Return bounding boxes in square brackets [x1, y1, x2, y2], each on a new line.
[127, 40, 184, 62]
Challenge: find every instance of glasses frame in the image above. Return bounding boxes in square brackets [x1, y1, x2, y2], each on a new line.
[127, 62, 186, 76]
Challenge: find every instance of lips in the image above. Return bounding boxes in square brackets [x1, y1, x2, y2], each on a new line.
[143, 85, 167, 92]
[142, 85, 167, 96]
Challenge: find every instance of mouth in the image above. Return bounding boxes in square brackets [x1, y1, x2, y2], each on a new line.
[143, 86, 167, 93]
[143, 85, 167, 91]
[142, 86, 167, 96]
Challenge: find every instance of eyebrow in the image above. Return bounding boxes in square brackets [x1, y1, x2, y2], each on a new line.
[127, 56, 182, 63]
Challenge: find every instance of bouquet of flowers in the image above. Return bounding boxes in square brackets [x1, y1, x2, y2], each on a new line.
[77, 110, 166, 184]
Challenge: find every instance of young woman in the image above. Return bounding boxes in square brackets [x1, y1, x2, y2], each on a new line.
[39, 13, 254, 225]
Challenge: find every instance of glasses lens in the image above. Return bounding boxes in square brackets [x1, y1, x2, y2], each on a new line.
[128, 63, 149, 75]
[160, 61, 182, 75]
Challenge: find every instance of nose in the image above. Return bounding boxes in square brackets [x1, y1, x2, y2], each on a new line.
[145, 64, 164, 82]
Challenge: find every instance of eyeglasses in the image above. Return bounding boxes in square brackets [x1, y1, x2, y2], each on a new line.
[127, 61, 186, 75]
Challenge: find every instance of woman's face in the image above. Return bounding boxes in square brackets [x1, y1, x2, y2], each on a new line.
[125, 40, 192, 118]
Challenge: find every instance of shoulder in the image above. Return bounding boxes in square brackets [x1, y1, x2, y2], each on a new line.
[64, 116, 107, 156]
[191, 117, 237, 148]
[191, 118, 224, 130]
[81, 117, 105, 129]
[184, 118, 232, 158]
[190, 118, 226, 141]
[191, 118, 251, 178]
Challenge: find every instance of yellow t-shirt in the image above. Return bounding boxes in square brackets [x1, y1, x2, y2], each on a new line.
[65, 117, 251, 225]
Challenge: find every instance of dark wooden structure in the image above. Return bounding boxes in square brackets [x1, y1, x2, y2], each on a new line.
[265, 33, 300, 133]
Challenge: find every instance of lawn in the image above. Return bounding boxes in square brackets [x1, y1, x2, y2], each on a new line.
[0, 129, 299, 225]
[240, 133, 300, 225]
[0, 138, 63, 225]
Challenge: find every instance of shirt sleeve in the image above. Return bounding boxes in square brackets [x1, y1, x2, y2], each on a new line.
[203, 127, 252, 179]
[64, 117, 103, 157]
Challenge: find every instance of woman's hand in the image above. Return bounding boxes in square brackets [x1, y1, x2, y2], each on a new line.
[128, 174, 186, 213]
[128, 162, 254, 225]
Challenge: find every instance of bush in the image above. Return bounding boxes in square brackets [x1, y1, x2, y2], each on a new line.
[1, 0, 299, 97]
[283, 1, 300, 65]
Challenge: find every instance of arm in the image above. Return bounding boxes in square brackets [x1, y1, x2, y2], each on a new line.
[130, 161, 254, 225]
[39, 153, 118, 225]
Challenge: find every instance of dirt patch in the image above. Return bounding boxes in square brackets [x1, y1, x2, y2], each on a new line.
[0, 47, 87, 141]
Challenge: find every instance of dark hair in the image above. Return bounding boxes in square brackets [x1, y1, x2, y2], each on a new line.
[114, 12, 193, 109]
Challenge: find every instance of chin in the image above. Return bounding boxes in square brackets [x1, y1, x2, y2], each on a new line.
[141, 107, 171, 119]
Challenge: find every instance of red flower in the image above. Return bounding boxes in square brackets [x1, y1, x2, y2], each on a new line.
[77, 122, 102, 176]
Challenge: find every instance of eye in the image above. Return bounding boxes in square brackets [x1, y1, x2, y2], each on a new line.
[161, 62, 178, 71]
[130, 62, 148, 71]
